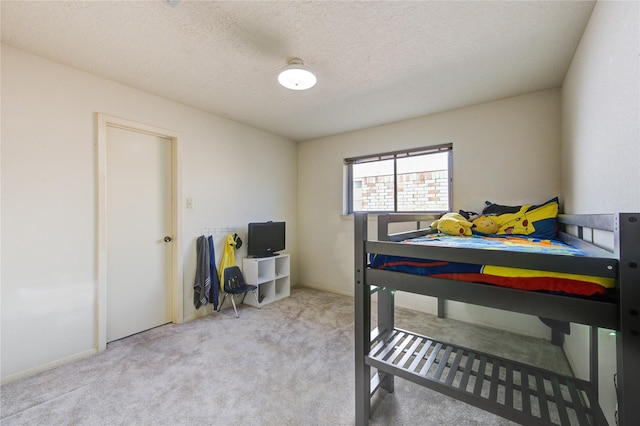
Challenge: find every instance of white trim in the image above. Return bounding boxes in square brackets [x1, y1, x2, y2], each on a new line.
[96, 113, 183, 352]
[0, 349, 97, 385]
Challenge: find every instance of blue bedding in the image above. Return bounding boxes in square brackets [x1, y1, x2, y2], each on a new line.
[369, 234, 614, 297]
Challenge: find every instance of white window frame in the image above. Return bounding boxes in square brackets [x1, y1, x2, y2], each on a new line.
[345, 144, 453, 214]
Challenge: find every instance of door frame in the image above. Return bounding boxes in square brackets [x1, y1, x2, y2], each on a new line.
[96, 113, 183, 351]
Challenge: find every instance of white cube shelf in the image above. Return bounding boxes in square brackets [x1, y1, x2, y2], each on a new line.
[242, 254, 290, 307]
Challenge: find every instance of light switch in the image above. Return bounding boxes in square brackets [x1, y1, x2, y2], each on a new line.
[186, 198, 193, 209]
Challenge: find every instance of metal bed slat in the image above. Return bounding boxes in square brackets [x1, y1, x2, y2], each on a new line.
[374, 330, 405, 360]
[566, 380, 590, 425]
[433, 345, 453, 381]
[551, 376, 571, 426]
[459, 352, 475, 392]
[370, 339, 386, 358]
[419, 343, 443, 376]
[387, 333, 415, 365]
[521, 367, 532, 416]
[473, 356, 488, 397]
[534, 372, 551, 423]
[488, 358, 501, 402]
[445, 349, 465, 386]
[408, 338, 433, 373]
[505, 363, 514, 409]
[397, 335, 423, 368]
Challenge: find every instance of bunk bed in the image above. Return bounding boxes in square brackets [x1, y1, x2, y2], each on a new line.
[354, 212, 640, 425]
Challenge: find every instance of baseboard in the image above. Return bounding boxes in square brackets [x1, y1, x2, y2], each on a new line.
[296, 283, 353, 297]
[1, 348, 97, 385]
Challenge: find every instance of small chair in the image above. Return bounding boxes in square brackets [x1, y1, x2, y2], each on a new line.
[217, 266, 259, 318]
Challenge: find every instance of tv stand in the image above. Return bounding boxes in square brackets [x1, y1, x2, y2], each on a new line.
[242, 254, 290, 307]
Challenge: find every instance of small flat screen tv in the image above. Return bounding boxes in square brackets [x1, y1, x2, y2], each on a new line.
[247, 221, 285, 257]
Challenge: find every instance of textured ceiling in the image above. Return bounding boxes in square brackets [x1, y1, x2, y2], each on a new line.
[1, 1, 595, 141]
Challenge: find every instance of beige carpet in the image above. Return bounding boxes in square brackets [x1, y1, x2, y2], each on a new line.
[1, 287, 571, 425]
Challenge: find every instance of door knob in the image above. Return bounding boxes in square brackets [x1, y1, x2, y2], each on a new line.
[164, 236, 172, 242]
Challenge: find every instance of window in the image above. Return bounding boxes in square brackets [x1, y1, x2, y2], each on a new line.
[345, 144, 452, 213]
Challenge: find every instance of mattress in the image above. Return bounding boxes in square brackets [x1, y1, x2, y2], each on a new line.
[369, 234, 615, 298]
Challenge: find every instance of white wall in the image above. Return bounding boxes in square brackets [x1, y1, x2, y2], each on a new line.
[298, 89, 563, 337]
[1, 45, 298, 381]
[561, 2, 640, 424]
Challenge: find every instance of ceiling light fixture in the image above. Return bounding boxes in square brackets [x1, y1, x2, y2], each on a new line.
[277, 58, 317, 91]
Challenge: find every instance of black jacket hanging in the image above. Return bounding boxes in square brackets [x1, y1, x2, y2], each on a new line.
[208, 235, 220, 309]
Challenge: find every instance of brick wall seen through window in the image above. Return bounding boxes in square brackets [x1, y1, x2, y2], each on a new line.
[353, 170, 448, 211]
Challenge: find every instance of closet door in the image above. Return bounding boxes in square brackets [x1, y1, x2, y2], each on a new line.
[106, 125, 172, 342]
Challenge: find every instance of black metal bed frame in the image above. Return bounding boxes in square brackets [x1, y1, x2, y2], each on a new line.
[354, 212, 640, 425]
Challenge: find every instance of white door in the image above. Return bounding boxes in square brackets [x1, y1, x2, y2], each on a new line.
[106, 125, 173, 342]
